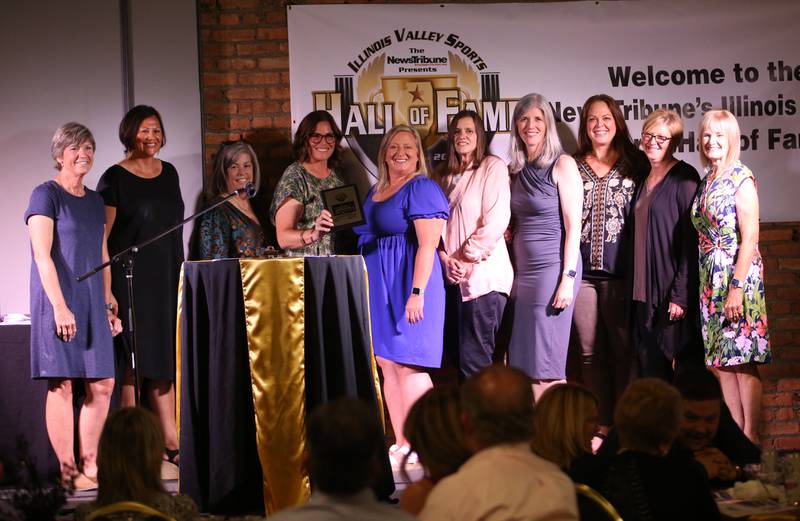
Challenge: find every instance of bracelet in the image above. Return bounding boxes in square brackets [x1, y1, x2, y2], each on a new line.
[105, 303, 114, 311]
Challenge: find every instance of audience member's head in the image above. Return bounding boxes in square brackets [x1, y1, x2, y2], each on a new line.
[673, 368, 723, 452]
[403, 386, 471, 481]
[96, 407, 166, 505]
[306, 397, 384, 496]
[615, 378, 683, 455]
[531, 383, 600, 469]
[461, 365, 534, 450]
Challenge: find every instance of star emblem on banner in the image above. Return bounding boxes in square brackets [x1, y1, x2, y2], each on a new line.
[409, 85, 424, 102]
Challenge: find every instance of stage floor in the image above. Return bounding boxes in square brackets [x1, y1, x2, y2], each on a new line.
[0, 460, 425, 520]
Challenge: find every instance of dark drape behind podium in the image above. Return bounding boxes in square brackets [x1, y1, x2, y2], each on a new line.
[178, 257, 392, 515]
[178, 261, 264, 514]
[303, 258, 394, 499]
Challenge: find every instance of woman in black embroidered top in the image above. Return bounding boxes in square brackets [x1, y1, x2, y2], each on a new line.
[572, 94, 648, 436]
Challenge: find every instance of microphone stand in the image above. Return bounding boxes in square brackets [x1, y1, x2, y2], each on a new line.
[77, 183, 256, 406]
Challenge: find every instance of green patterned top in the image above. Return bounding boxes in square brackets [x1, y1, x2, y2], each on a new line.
[269, 161, 343, 256]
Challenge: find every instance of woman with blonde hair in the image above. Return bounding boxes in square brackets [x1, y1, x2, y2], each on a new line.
[531, 383, 600, 482]
[400, 387, 471, 515]
[631, 109, 703, 380]
[75, 407, 198, 520]
[691, 109, 770, 443]
[354, 125, 449, 466]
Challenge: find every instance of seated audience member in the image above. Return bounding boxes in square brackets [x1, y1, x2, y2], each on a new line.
[531, 383, 603, 485]
[419, 365, 578, 521]
[400, 387, 472, 515]
[672, 368, 760, 487]
[74, 408, 198, 521]
[270, 398, 415, 521]
[600, 378, 720, 521]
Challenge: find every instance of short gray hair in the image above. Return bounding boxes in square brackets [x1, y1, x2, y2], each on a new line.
[51, 122, 95, 171]
[509, 93, 563, 174]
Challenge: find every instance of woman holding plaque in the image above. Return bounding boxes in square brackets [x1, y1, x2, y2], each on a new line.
[692, 109, 770, 443]
[270, 110, 342, 256]
[194, 141, 266, 259]
[436, 109, 512, 378]
[355, 125, 448, 465]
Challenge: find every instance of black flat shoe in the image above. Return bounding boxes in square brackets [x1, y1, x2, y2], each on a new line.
[164, 447, 180, 466]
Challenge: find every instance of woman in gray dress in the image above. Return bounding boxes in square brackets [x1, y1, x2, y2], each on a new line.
[507, 94, 583, 400]
[25, 123, 122, 489]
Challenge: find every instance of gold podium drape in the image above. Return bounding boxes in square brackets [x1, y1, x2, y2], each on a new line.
[175, 256, 386, 515]
[239, 258, 310, 514]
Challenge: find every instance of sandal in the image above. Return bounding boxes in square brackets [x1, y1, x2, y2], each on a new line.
[164, 448, 180, 466]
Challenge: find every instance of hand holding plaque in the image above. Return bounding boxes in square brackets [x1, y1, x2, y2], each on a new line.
[320, 184, 366, 230]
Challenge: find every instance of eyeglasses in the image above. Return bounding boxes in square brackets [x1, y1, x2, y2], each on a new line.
[642, 132, 671, 145]
[309, 133, 337, 144]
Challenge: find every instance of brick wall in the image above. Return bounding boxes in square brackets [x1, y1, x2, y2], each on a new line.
[197, 0, 800, 449]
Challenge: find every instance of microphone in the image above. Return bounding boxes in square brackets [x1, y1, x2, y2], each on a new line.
[234, 182, 256, 198]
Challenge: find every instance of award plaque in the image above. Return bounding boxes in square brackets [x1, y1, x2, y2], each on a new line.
[320, 184, 365, 230]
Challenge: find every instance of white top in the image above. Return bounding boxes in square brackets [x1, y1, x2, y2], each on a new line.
[269, 488, 416, 521]
[419, 442, 579, 521]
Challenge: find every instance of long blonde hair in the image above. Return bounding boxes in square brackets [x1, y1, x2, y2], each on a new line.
[375, 125, 429, 192]
[531, 383, 598, 469]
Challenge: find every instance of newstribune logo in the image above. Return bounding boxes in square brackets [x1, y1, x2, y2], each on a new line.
[311, 29, 515, 178]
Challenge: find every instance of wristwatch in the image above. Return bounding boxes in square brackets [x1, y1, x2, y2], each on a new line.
[411, 287, 425, 296]
[563, 269, 577, 279]
[730, 278, 744, 289]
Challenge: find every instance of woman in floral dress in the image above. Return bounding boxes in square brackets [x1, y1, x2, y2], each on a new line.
[691, 109, 770, 443]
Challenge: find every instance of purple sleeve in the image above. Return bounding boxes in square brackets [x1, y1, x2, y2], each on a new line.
[407, 177, 449, 220]
[24, 183, 56, 224]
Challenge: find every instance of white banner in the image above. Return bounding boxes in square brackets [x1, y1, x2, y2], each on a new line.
[288, 0, 800, 222]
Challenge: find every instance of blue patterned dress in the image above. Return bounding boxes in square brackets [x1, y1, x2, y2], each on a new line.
[691, 161, 770, 367]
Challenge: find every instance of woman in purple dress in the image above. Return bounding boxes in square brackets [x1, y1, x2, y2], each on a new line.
[25, 123, 122, 489]
[507, 93, 583, 401]
[354, 125, 448, 465]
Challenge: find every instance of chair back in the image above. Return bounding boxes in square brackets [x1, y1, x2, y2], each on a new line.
[575, 483, 623, 521]
[84, 500, 176, 521]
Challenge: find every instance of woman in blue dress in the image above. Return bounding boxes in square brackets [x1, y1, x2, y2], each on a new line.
[354, 125, 448, 465]
[25, 123, 122, 489]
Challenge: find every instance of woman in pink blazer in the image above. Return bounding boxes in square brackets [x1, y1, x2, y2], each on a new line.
[436, 110, 513, 378]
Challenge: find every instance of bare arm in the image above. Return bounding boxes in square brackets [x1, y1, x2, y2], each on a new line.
[724, 177, 759, 320]
[274, 197, 332, 250]
[28, 215, 76, 341]
[552, 155, 583, 309]
[406, 217, 446, 324]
